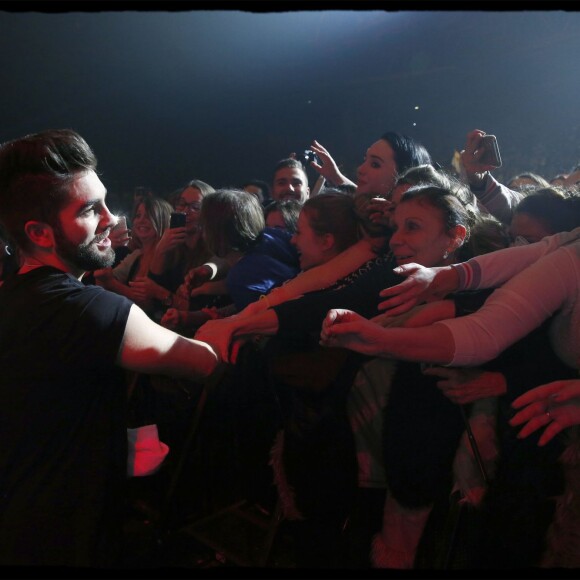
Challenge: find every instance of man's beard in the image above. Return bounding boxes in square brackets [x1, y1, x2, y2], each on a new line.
[53, 224, 115, 271]
[279, 191, 305, 203]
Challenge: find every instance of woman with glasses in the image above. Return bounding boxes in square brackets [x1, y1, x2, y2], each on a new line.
[147, 179, 218, 313]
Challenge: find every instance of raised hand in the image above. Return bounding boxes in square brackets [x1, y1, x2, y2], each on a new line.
[460, 129, 500, 186]
[309, 140, 355, 187]
[155, 226, 187, 256]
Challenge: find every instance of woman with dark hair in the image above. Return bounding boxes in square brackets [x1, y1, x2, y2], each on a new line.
[292, 190, 360, 270]
[200, 189, 300, 310]
[509, 187, 580, 245]
[264, 199, 302, 233]
[308, 132, 432, 197]
[308, 133, 432, 241]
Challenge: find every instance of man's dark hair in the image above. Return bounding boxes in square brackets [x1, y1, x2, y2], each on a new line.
[0, 129, 97, 251]
[272, 158, 308, 181]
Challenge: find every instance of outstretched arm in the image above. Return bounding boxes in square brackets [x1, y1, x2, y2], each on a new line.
[251, 237, 377, 312]
[320, 308, 455, 364]
[118, 304, 220, 380]
[195, 308, 280, 363]
[378, 228, 580, 316]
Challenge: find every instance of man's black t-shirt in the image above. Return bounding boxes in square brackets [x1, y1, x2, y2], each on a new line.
[0, 267, 132, 567]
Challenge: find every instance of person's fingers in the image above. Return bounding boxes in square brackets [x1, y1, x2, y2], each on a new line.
[514, 413, 552, 440]
[229, 338, 246, 365]
[511, 382, 563, 409]
[311, 140, 329, 154]
[321, 321, 359, 341]
[509, 401, 547, 426]
[377, 298, 417, 316]
[537, 422, 565, 446]
[379, 269, 422, 296]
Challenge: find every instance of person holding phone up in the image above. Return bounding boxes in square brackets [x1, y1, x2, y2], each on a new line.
[146, 179, 216, 313]
[459, 129, 525, 225]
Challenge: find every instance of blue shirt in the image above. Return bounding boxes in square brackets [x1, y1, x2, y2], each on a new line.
[226, 227, 300, 310]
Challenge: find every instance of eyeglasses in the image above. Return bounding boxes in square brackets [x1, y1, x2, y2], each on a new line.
[175, 200, 202, 213]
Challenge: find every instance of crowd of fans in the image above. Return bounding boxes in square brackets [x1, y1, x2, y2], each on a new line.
[1, 127, 580, 571]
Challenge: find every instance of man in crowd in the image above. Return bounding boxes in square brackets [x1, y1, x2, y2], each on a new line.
[271, 157, 310, 203]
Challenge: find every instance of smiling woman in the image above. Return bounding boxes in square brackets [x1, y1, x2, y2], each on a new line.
[388, 184, 471, 268]
[291, 190, 359, 271]
[92, 196, 174, 316]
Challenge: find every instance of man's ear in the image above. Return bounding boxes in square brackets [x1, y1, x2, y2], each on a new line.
[24, 221, 55, 248]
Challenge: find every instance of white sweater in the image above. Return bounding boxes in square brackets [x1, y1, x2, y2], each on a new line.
[438, 227, 580, 370]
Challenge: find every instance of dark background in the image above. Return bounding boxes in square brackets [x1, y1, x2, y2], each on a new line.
[1, 6, 579, 212]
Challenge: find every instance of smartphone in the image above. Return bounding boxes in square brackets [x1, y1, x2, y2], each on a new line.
[479, 134, 502, 168]
[311, 175, 326, 196]
[170, 212, 187, 229]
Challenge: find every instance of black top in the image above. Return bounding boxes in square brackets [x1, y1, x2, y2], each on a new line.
[273, 253, 402, 345]
[0, 267, 133, 567]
